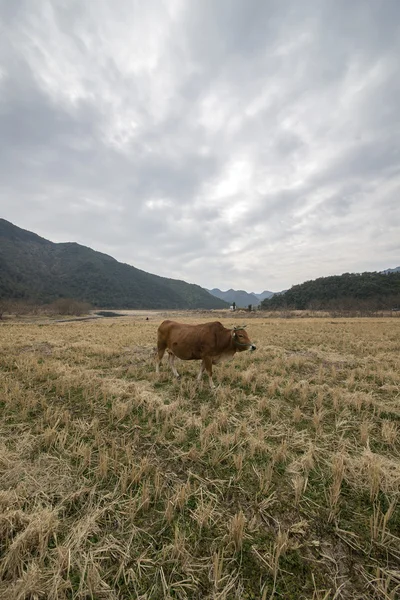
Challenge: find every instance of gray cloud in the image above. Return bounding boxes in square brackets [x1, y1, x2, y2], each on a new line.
[0, 0, 399, 292]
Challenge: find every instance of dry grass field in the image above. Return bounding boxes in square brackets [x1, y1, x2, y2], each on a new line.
[0, 314, 399, 599]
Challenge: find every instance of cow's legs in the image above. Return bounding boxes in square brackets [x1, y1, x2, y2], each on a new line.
[156, 343, 166, 374]
[202, 357, 215, 389]
[197, 361, 205, 382]
[168, 351, 180, 378]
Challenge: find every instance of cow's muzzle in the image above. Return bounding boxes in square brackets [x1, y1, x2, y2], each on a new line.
[250, 344, 256, 352]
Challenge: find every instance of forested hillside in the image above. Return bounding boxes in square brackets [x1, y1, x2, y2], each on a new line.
[261, 271, 400, 310]
[0, 219, 228, 309]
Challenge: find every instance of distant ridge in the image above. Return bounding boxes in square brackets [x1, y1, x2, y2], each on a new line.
[207, 288, 274, 306]
[208, 288, 259, 306]
[0, 219, 228, 309]
[252, 290, 274, 301]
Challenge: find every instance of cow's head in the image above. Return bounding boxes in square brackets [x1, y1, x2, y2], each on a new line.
[232, 326, 256, 352]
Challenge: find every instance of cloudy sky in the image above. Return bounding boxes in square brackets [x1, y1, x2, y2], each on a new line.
[0, 0, 399, 292]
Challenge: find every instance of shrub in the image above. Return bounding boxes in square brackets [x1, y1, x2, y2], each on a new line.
[48, 298, 92, 316]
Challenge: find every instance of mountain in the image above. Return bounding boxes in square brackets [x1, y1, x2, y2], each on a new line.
[252, 290, 274, 301]
[0, 219, 228, 309]
[261, 271, 400, 310]
[208, 288, 275, 306]
[208, 288, 261, 307]
[381, 266, 400, 274]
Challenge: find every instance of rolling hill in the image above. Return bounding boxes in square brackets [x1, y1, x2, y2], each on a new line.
[0, 219, 228, 309]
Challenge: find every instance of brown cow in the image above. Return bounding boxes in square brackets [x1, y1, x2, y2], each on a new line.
[156, 320, 256, 388]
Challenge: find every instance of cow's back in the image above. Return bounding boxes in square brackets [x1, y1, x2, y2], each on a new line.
[157, 320, 228, 360]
